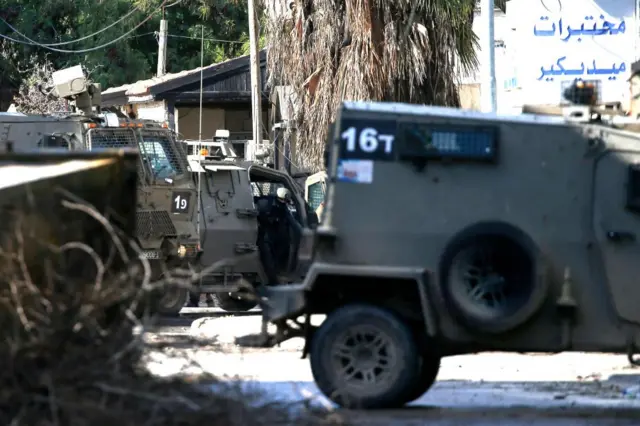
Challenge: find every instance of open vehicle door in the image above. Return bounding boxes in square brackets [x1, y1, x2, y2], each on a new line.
[248, 164, 319, 282]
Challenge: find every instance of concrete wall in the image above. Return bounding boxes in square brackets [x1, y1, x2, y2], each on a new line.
[458, 84, 481, 110]
[224, 107, 269, 134]
[176, 107, 225, 140]
[175, 105, 269, 140]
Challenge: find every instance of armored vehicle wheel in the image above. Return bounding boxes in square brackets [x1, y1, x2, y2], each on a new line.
[156, 286, 188, 316]
[441, 232, 544, 334]
[403, 354, 441, 404]
[213, 291, 258, 312]
[309, 304, 421, 409]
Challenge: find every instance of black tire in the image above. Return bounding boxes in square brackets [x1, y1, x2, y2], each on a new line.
[440, 229, 546, 334]
[156, 286, 188, 316]
[212, 292, 258, 312]
[309, 303, 421, 409]
[403, 354, 440, 404]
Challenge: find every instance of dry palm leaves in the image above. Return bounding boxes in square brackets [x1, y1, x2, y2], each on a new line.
[264, 0, 479, 170]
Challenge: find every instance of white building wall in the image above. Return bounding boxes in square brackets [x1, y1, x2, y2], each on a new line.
[507, 0, 636, 107]
[459, 9, 521, 113]
[466, 0, 638, 112]
[135, 101, 168, 122]
[461, 10, 513, 85]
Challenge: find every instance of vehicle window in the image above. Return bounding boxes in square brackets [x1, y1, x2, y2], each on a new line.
[140, 140, 175, 179]
[139, 131, 186, 179]
[38, 134, 69, 149]
[307, 182, 325, 211]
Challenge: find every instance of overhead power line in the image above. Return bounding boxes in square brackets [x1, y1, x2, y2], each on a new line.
[164, 33, 245, 44]
[26, 6, 141, 46]
[0, 0, 168, 54]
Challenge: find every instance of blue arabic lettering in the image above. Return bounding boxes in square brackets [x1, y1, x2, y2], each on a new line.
[533, 16, 556, 36]
[533, 15, 626, 41]
[538, 57, 626, 81]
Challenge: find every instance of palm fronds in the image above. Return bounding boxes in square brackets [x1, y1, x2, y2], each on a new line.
[264, 0, 479, 170]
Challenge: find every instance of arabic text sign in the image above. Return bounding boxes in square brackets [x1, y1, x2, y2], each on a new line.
[513, 0, 635, 104]
[533, 15, 626, 41]
[538, 56, 626, 82]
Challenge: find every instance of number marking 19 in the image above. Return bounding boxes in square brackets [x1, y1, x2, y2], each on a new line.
[174, 194, 188, 210]
[341, 127, 394, 154]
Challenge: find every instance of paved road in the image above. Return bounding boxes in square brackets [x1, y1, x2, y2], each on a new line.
[148, 307, 261, 334]
[147, 314, 640, 425]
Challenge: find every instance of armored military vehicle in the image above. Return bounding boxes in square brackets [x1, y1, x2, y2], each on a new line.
[182, 135, 319, 311]
[241, 100, 640, 409]
[0, 65, 199, 315]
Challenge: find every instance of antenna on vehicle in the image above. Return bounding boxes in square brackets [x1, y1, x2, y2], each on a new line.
[196, 24, 204, 250]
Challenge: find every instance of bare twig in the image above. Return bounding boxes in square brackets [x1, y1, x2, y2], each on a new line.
[59, 241, 106, 292]
[60, 199, 130, 264]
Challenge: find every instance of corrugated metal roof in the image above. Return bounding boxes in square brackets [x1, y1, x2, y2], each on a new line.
[102, 52, 253, 96]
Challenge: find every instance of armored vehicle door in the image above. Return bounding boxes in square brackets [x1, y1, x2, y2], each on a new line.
[197, 163, 261, 275]
[249, 164, 316, 282]
[592, 131, 640, 325]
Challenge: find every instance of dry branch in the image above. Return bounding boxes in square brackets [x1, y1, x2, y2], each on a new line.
[0, 193, 341, 425]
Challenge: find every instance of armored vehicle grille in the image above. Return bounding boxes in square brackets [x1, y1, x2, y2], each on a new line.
[175, 137, 188, 158]
[252, 182, 284, 196]
[139, 130, 187, 175]
[88, 128, 138, 149]
[136, 210, 177, 239]
[87, 128, 146, 178]
[307, 182, 325, 211]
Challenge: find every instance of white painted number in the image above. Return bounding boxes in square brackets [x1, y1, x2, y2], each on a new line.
[341, 126, 394, 154]
[359, 127, 378, 152]
[174, 195, 188, 210]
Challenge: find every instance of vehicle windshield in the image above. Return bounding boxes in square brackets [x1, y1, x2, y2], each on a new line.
[89, 128, 187, 180]
[139, 130, 186, 179]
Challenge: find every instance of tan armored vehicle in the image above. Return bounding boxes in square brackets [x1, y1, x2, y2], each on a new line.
[244, 100, 640, 409]
[182, 135, 319, 311]
[1, 65, 199, 315]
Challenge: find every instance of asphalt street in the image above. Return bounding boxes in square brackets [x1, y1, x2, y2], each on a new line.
[147, 311, 640, 425]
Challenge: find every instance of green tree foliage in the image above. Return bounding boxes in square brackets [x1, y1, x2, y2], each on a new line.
[0, 0, 249, 93]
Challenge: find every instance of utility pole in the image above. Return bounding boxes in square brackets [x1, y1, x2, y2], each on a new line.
[156, 13, 168, 77]
[480, 0, 497, 113]
[247, 0, 262, 161]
